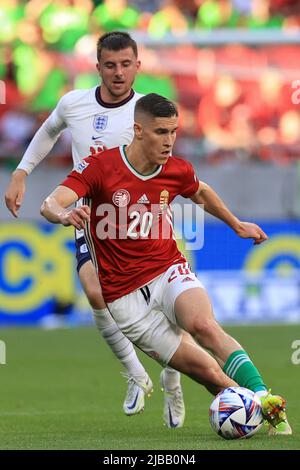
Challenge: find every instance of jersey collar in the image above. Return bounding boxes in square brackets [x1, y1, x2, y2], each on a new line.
[95, 86, 135, 108]
[120, 145, 162, 181]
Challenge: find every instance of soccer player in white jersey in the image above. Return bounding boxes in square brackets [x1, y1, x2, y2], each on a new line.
[40, 93, 291, 436]
[5, 32, 186, 427]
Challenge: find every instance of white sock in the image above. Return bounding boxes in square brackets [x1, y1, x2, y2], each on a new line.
[163, 366, 181, 391]
[93, 308, 146, 377]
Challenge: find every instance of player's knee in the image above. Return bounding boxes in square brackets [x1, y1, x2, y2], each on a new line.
[192, 318, 220, 344]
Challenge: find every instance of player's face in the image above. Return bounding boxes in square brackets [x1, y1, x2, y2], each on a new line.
[139, 115, 178, 166]
[97, 47, 140, 102]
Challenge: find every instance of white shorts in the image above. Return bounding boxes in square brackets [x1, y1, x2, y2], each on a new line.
[107, 263, 204, 366]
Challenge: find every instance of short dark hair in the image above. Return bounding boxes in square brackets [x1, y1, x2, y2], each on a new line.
[97, 31, 138, 62]
[135, 93, 178, 119]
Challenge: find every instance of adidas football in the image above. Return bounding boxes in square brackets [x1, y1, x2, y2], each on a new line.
[209, 387, 264, 439]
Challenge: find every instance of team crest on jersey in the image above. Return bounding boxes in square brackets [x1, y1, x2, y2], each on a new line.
[94, 114, 108, 132]
[159, 189, 169, 211]
[74, 159, 89, 174]
[112, 189, 131, 207]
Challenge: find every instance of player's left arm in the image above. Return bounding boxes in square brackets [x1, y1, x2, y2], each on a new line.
[40, 185, 90, 230]
[190, 181, 268, 245]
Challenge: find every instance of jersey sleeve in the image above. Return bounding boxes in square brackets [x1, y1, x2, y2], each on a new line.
[180, 161, 200, 198]
[60, 155, 102, 199]
[17, 95, 68, 175]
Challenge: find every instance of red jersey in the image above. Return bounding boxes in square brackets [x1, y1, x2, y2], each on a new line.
[61, 145, 199, 302]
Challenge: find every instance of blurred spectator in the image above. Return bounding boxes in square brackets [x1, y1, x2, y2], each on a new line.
[91, 0, 140, 31]
[232, 0, 252, 15]
[279, 110, 300, 146]
[0, 0, 25, 44]
[0, 108, 36, 161]
[130, 0, 161, 13]
[38, 0, 92, 52]
[173, 0, 199, 21]
[249, 68, 293, 153]
[12, 43, 69, 111]
[148, 0, 190, 37]
[271, 0, 300, 16]
[196, 0, 240, 29]
[196, 48, 216, 98]
[198, 75, 256, 159]
[247, 0, 284, 28]
[0, 58, 25, 118]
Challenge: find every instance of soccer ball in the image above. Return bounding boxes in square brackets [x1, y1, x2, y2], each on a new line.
[209, 387, 264, 440]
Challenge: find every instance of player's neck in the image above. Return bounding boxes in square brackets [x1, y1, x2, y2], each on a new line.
[125, 143, 160, 176]
[99, 86, 133, 105]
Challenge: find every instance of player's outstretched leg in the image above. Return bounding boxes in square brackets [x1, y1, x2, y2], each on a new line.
[168, 334, 237, 394]
[174, 287, 292, 435]
[79, 261, 153, 415]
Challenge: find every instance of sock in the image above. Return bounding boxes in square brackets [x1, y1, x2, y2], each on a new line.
[223, 349, 267, 393]
[163, 366, 181, 391]
[93, 308, 146, 377]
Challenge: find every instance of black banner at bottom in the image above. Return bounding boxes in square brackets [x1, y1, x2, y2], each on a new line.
[0, 449, 298, 466]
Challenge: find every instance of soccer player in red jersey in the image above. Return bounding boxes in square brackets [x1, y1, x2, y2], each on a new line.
[41, 93, 291, 435]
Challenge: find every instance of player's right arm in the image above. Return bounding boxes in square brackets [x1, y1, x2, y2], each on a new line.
[41, 154, 101, 229]
[5, 96, 68, 217]
[40, 186, 90, 230]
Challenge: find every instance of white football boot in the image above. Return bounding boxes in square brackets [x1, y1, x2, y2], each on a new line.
[160, 370, 185, 428]
[122, 372, 153, 415]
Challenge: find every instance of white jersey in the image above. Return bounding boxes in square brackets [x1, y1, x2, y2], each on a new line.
[17, 86, 144, 174]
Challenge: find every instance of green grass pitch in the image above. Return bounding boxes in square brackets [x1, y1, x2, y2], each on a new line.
[0, 324, 299, 450]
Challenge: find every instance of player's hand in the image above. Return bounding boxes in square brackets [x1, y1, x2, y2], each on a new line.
[89, 145, 108, 155]
[5, 169, 27, 218]
[235, 221, 268, 245]
[59, 205, 91, 229]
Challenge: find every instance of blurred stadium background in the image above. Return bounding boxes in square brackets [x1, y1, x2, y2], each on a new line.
[1, 0, 300, 328]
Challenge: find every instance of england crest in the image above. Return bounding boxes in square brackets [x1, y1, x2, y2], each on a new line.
[93, 114, 108, 132]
